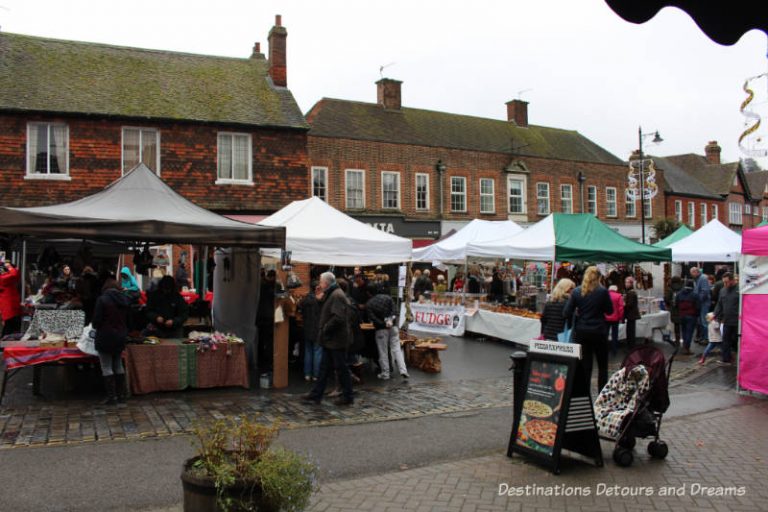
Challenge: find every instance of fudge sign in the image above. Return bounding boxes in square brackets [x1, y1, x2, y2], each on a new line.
[409, 303, 465, 336]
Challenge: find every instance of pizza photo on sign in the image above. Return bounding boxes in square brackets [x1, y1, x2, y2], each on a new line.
[525, 419, 558, 448]
[523, 400, 553, 419]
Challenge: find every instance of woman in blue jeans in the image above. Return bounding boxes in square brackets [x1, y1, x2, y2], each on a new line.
[675, 280, 700, 355]
[298, 283, 324, 381]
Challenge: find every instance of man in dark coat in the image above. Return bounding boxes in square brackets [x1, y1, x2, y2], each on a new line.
[145, 276, 189, 338]
[623, 276, 641, 346]
[93, 279, 131, 405]
[714, 272, 739, 365]
[303, 272, 354, 405]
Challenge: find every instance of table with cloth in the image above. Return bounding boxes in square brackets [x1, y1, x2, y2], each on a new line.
[464, 309, 541, 346]
[617, 311, 670, 342]
[124, 339, 249, 395]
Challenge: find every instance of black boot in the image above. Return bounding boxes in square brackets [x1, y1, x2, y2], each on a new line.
[115, 373, 128, 404]
[101, 375, 117, 405]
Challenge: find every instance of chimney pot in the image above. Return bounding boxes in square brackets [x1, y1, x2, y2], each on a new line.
[251, 42, 265, 59]
[268, 15, 287, 86]
[705, 140, 721, 165]
[376, 78, 402, 110]
[506, 99, 529, 127]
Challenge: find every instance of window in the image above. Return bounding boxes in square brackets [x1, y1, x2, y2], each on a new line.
[536, 182, 550, 215]
[559, 184, 573, 214]
[674, 200, 683, 222]
[606, 187, 617, 217]
[763, 206, 768, 222]
[508, 177, 526, 214]
[26, 123, 69, 178]
[345, 169, 365, 209]
[712, 204, 719, 221]
[122, 127, 159, 174]
[745, 204, 752, 214]
[450, 176, 467, 212]
[480, 178, 495, 214]
[587, 186, 597, 215]
[729, 202, 742, 225]
[311, 167, 328, 201]
[643, 197, 652, 219]
[625, 190, 636, 218]
[700, 203, 707, 226]
[381, 171, 400, 209]
[216, 132, 252, 183]
[415, 173, 429, 211]
[688, 202, 695, 228]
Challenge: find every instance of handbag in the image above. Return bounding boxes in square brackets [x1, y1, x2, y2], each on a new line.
[557, 311, 577, 343]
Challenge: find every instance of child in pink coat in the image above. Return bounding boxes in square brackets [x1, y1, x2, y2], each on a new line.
[605, 285, 625, 356]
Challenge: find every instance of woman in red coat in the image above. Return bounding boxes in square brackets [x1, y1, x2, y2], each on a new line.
[0, 261, 23, 336]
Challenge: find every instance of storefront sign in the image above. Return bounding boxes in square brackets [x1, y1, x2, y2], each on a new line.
[350, 215, 441, 239]
[409, 303, 466, 336]
[529, 340, 582, 359]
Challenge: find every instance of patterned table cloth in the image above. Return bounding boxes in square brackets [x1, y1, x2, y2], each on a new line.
[124, 339, 249, 395]
[2, 343, 96, 370]
[25, 310, 86, 341]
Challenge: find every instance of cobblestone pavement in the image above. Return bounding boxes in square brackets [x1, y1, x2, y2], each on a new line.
[308, 399, 768, 512]
[0, 341, 733, 449]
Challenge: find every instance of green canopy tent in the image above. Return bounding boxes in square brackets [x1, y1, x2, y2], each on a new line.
[652, 224, 694, 248]
[757, 220, 768, 228]
[466, 213, 672, 262]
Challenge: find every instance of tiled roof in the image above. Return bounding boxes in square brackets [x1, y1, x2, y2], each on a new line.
[664, 154, 739, 196]
[0, 32, 309, 130]
[745, 170, 768, 199]
[651, 155, 721, 199]
[306, 98, 624, 165]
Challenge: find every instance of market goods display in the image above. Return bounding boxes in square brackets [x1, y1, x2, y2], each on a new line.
[490, 305, 541, 319]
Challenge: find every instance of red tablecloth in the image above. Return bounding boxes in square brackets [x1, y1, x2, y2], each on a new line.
[124, 339, 248, 395]
[2, 344, 97, 370]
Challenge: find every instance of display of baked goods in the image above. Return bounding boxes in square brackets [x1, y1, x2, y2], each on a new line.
[491, 305, 541, 319]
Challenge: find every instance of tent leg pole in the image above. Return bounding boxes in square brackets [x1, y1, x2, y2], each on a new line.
[20, 237, 26, 301]
[550, 260, 556, 291]
[736, 258, 742, 394]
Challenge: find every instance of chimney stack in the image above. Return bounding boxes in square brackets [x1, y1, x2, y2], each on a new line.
[705, 140, 721, 164]
[506, 100, 529, 127]
[376, 78, 402, 110]
[268, 15, 287, 86]
[251, 42, 265, 60]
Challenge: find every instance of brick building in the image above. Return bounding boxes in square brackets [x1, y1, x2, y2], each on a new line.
[654, 141, 762, 232]
[745, 170, 768, 224]
[306, 78, 664, 243]
[0, 16, 309, 215]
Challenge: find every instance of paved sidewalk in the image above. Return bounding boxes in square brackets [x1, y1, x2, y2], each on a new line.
[308, 399, 768, 512]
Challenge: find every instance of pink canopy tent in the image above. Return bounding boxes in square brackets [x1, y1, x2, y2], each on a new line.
[739, 225, 768, 395]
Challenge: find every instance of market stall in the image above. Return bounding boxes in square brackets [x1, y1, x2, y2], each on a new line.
[652, 224, 693, 249]
[739, 225, 768, 395]
[463, 213, 672, 344]
[665, 219, 741, 262]
[412, 219, 523, 265]
[0, 164, 285, 398]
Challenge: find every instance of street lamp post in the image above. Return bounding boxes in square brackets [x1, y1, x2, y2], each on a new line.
[436, 160, 446, 218]
[577, 171, 586, 213]
[636, 127, 663, 244]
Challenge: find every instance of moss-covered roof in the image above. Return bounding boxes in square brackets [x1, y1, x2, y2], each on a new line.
[0, 32, 309, 130]
[664, 154, 740, 197]
[651, 155, 721, 199]
[306, 98, 624, 165]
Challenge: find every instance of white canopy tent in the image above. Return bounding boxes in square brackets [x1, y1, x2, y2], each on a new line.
[466, 215, 557, 261]
[259, 196, 412, 266]
[412, 219, 524, 265]
[666, 219, 742, 262]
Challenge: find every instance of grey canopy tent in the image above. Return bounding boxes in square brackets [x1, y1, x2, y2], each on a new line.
[0, 164, 285, 247]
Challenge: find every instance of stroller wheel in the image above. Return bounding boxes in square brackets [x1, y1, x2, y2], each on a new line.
[613, 447, 634, 467]
[618, 435, 636, 450]
[648, 440, 669, 459]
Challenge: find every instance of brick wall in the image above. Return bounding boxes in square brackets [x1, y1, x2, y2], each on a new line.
[308, 135, 665, 223]
[665, 195, 725, 228]
[0, 113, 309, 212]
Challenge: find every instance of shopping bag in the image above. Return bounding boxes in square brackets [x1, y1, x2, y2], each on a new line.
[76, 323, 98, 356]
[557, 325, 573, 343]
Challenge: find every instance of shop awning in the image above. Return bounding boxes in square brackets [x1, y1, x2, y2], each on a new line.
[0, 164, 285, 247]
[466, 213, 671, 262]
[666, 219, 741, 262]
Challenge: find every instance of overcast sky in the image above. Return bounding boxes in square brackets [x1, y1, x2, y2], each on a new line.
[2, 0, 767, 167]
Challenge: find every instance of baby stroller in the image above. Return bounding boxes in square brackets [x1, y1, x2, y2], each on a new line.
[594, 338, 678, 467]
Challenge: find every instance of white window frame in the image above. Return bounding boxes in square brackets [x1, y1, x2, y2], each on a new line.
[587, 185, 597, 216]
[381, 171, 401, 210]
[763, 206, 768, 222]
[25, 122, 71, 180]
[345, 169, 366, 210]
[688, 202, 695, 228]
[559, 184, 573, 214]
[700, 203, 707, 226]
[121, 126, 161, 175]
[674, 200, 683, 222]
[625, 190, 636, 218]
[712, 204, 719, 221]
[415, 173, 430, 211]
[450, 176, 467, 213]
[643, 197, 652, 220]
[729, 202, 743, 225]
[536, 182, 550, 215]
[480, 178, 495, 214]
[215, 132, 253, 185]
[606, 187, 617, 217]
[745, 204, 752, 214]
[507, 175, 527, 215]
[311, 166, 328, 201]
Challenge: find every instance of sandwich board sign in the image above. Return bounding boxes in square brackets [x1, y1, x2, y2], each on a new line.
[507, 340, 602, 474]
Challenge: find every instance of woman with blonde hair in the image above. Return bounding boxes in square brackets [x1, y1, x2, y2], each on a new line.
[563, 266, 613, 392]
[540, 278, 575, 341]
